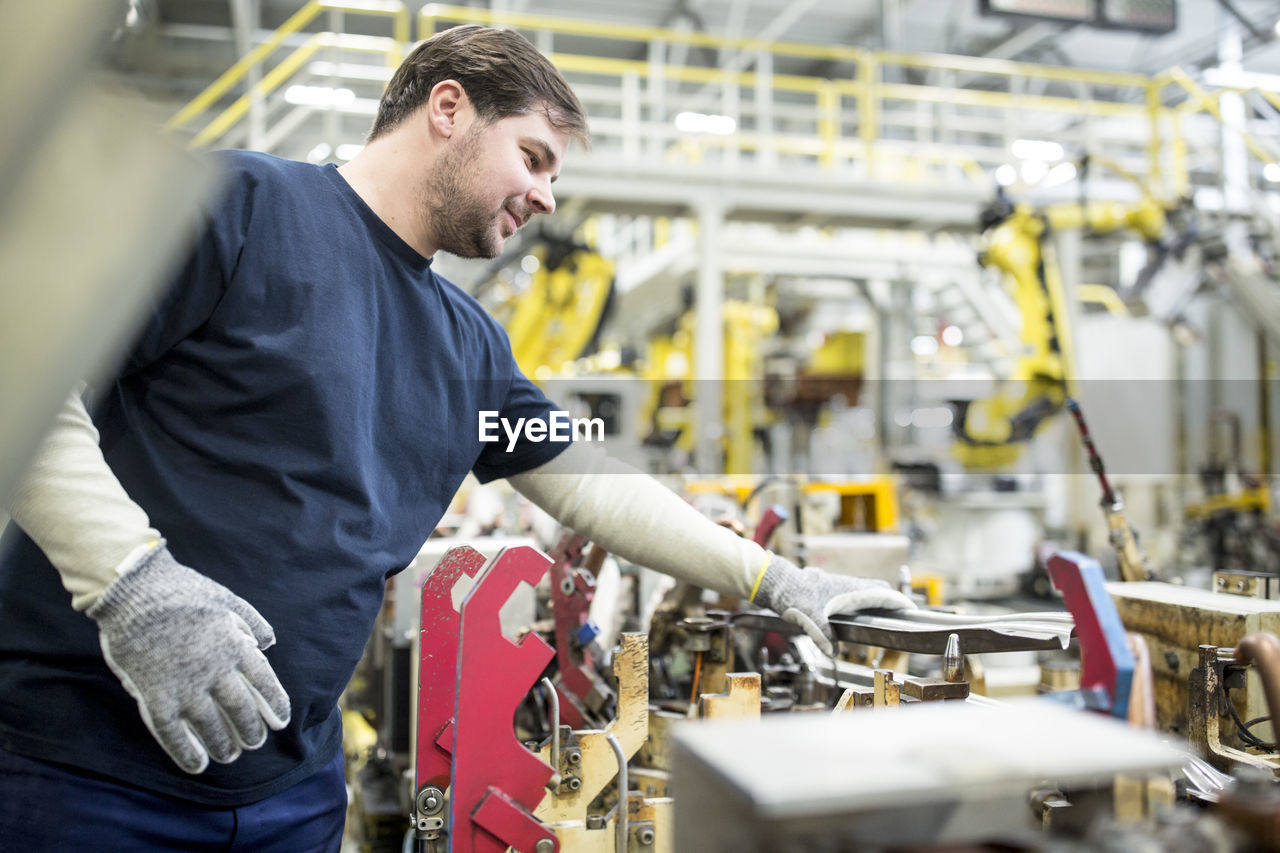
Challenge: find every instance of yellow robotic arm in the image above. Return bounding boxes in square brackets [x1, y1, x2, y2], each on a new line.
[953, 200, 1073, 469]
[954, 189, 1171, 470]
[503, 233, 616, 378]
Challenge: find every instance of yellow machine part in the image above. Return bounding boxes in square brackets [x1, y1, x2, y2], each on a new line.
[801, 479, 899, 532]
[806, 331, 866, 374]
[643, 301, 778, 473]
[956, 205, 1070, 470]
[1044, 196, 1168, 243]
[1185, 486, 1272, 519]
[506, 246, 615, 378]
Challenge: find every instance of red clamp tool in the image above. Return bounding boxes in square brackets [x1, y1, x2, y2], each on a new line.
[547, 533, 615, 729]
[752, 504, 789, 548]
[1047, 550, 1134, 719]
[411, 545, 561, 852]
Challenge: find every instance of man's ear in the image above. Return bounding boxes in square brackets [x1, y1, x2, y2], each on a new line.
[426, 80, 470, 139]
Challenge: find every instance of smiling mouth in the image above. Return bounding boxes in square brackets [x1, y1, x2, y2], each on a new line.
[503, 209, 520, 235]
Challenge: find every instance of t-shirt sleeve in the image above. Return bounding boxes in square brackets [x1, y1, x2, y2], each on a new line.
[470, 369, 574, 483]
[119, 154, 248, 377]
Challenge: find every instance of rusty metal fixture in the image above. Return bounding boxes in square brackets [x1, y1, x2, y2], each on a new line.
[554, 740, 584, 794]
[583, 542, 608, 577]
[680, 616, 715, 652]
[1188, 644, 1277, 774]
[900, 675, 968, 701]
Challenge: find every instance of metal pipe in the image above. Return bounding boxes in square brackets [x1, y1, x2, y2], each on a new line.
[1234, 633, 1280, 737]
[541, 677, 560, 775]
[607, 732, 628, 852]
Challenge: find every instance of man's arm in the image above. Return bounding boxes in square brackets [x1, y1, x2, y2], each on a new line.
[509, 439, 763, 598]
[507, 441, 914, 655]
[3, 388, 290, 773]
[6, 385, 160, 609]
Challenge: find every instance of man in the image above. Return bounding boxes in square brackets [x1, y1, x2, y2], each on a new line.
[0, 24, 911, 850]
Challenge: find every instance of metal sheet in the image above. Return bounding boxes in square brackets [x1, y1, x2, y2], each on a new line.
[829, 609, 1075, 653]
[735, 609, 1075, 654]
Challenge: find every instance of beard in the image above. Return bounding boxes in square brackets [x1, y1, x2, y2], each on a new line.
[421, 129, 508, 259]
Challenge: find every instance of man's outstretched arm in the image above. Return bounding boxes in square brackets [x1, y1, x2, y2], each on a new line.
[508, 441, 915, 655]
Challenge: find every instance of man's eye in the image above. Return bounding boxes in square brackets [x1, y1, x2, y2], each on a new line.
[525, 151, 539, 168]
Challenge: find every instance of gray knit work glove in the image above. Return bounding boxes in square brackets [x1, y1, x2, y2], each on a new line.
[85, 545, 292, 774]
[752, 554, 917, 656]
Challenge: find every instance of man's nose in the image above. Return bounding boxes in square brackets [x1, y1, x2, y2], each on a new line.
[528, 178, 555, 216]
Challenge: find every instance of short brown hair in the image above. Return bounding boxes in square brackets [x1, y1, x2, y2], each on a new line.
[369, 25, 589, 146]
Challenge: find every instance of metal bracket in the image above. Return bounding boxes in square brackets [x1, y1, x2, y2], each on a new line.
[536, 633, 651, 825]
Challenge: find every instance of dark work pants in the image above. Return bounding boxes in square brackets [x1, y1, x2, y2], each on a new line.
[0, 745, 347, 852]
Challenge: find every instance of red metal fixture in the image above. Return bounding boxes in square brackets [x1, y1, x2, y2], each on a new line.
[450, 546, 560, 853]
[414, 545, 487, 790]
[548, 533, 612, 728]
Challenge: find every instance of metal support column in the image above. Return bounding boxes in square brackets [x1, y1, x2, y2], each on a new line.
[1051, 226, 1083, 386]
[1218, 17, 1249, 220]
[694, 199, 725, 475]
[229, 0, 264, 151]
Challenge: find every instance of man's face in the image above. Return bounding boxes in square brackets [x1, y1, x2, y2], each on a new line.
[423, 109, 568, 259]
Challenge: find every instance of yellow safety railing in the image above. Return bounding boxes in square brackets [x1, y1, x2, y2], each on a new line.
[1152, 67, 1280, 181]
[189, 32, 398, 148]
[166, 0, 1280, 202]
[415, 3, 1174, 192]
[167, 0, 408, 146]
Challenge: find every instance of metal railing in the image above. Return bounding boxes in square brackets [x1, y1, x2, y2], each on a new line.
[166, 0, 407, 148]
[167, 0, 1280, 204]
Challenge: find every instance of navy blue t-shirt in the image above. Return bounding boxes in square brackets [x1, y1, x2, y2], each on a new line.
[0, 150, 568, 804]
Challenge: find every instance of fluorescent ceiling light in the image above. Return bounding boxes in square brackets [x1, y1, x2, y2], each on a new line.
[994, 164, 1018, 186]
[1010, 138, 1064, 161]
[1042, 161, 1077, 188]
[1265, 162, 1280, 182]
[305, 142, 332, 163]
[308, 60, 393, 82]
[1019, 159, 1049, 184]
[910, 335, 939, 356]
[674, 111, 736, 135]
[910, 407, 954, 429]
[283, 85, 355, 107]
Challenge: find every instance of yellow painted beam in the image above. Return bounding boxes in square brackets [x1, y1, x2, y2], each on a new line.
[167, 0, 321, 132]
